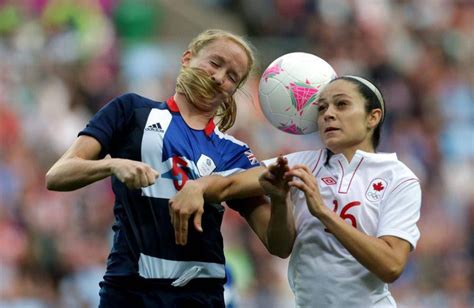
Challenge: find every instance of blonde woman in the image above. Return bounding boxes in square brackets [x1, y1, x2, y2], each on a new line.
[46, 29, 261, 307]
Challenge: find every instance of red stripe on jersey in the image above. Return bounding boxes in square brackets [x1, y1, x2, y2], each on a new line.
[337, 157, 364, 194]
[312, 149, 323, 174]
[167, 96, 216, 137]
[204, 119, 216, 137]
[166, 96, 180, 112]
[389, 178, 419, 194]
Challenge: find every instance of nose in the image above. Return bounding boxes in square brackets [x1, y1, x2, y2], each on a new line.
[323, 105, 335, 121]
[211, 69, 225, 85]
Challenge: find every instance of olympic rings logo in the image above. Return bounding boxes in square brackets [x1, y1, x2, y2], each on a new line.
[366, 191, 381, 200]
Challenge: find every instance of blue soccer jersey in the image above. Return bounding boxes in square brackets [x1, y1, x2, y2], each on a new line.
[79, 93, 259, 288]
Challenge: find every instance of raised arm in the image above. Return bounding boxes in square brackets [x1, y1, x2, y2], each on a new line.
[258, 156, 296, 258]
[202, 166, 266, 202]
[170, 156, 297, 259]
[169, 166, 266, 245]
[46, 135, 159, 191]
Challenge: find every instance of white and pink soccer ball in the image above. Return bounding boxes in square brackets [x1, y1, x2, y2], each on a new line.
[258, 52, 337, 135]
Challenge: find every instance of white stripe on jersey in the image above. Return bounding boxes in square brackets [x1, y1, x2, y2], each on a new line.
[141, 108, 176, 199]
[213, 168, 248, 177]
[213, 126, 248, 147]
[138, 253, 225, 283]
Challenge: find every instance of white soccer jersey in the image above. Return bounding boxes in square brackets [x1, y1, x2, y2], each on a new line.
[263, 149, 421, 308]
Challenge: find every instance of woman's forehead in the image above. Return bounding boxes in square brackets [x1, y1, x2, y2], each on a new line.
[319, 79, 361, 99]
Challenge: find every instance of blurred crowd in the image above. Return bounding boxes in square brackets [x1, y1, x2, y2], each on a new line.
[0, 0, 472, 307]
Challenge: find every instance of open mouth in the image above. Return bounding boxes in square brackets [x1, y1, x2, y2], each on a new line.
[324, 127, 339, 133]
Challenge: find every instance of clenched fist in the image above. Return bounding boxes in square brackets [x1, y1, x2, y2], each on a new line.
[111, 158, 159, 189]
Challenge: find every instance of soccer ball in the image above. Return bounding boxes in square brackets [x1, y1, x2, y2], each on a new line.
[258, 52, 337, 135]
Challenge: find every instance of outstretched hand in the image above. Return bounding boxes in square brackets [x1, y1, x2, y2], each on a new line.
[259, 155, 291, 201]
[286, 164, 325, 217]
[168, 180, 205, 246]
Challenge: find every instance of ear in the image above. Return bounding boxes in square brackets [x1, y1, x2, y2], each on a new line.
[367, 109, 382, 129]
[181, 50, 192, 67]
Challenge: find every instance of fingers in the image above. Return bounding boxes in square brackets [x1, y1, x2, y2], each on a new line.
[193, 210, 203, 233]
[168, 200, 204, 246]
[146, 168, 160, 185]
[169, 201, 174, 225]
[177, 212, 190, 245]
[140, 166, 159, 187]
[173, 207, 180, 243]
[114, 159, 160, 189]
[276, 155, 289, 169]
[288, 178, 310, 192]
[285, 165, 313, 180]
[169, 200, 187, 245]
[285, 165, 317, 190]
[125, 167, 159, 189]
[288, 164, 311, 174]
[140, 171, 149, 188]
[268, 155, 289, 177]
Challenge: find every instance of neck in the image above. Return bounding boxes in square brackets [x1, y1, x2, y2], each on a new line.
[174, 93, 215, 130]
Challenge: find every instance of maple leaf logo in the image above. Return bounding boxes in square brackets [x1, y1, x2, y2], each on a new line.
[373, 182, 384, 192]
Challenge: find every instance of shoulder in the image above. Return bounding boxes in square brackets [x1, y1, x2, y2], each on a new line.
[111, 93, 164, 109]
[210, 128, 260, 169]
[285, 149, 325, 165]
[362, 152, 418, 179]
[363, 152, 420, 197]
[212, 127, 250, 149]
[263, 149, 325, 169]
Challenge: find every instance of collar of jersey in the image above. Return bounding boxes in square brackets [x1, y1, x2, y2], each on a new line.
[166, 96, 216, 137]
[328, 149, 398, 165]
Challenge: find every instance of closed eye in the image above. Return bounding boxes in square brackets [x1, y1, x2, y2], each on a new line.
[336, 100, 348, 108]
[228, 74, 238, 83]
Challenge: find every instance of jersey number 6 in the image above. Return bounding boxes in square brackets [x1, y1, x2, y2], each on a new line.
[325, 200, 361, 232]
[171, 156, 189, 191]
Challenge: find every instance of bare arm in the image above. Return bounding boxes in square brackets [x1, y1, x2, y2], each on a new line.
[232, 196, 271, 249]
[46, 135, 159, 191]
[169, 158, 297, 256]
[321, 213, 409, 283]
[288, 165, 411, 283]
[258, 156, 296, 258]
[208, 156, 296, 258]
[203, 166, 266, 201]
[169, 166, 266, 245]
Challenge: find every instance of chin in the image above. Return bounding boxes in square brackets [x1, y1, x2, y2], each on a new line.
[324, 141, 342, 154]
[323, 138, 337, 148]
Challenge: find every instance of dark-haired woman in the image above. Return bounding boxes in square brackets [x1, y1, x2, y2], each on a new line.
[171, 75, 422, 307]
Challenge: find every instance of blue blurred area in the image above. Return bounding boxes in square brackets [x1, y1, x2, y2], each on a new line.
[0, 1, 472, 307]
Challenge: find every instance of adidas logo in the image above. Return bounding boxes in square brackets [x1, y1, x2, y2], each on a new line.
[145, 122, 164, 133]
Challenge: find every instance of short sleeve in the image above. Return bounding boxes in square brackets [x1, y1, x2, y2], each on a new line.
[78, 94, 135, 158]
[214, 133, 261, 177]
[262, 150, 323, 170]
[377, 179, 421, 250]
[220, 148, 261, 212]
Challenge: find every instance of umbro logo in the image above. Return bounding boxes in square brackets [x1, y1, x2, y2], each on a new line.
[145, 122, 164, 133]
[321, 177, 337, 185]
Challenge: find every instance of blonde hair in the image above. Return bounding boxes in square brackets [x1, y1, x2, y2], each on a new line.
[176, 29, 255, 132]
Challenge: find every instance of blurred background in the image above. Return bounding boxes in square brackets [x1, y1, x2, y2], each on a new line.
[0, 0, 473, 307]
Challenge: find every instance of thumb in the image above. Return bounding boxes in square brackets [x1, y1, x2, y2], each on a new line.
[193, 212, 203, 233]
